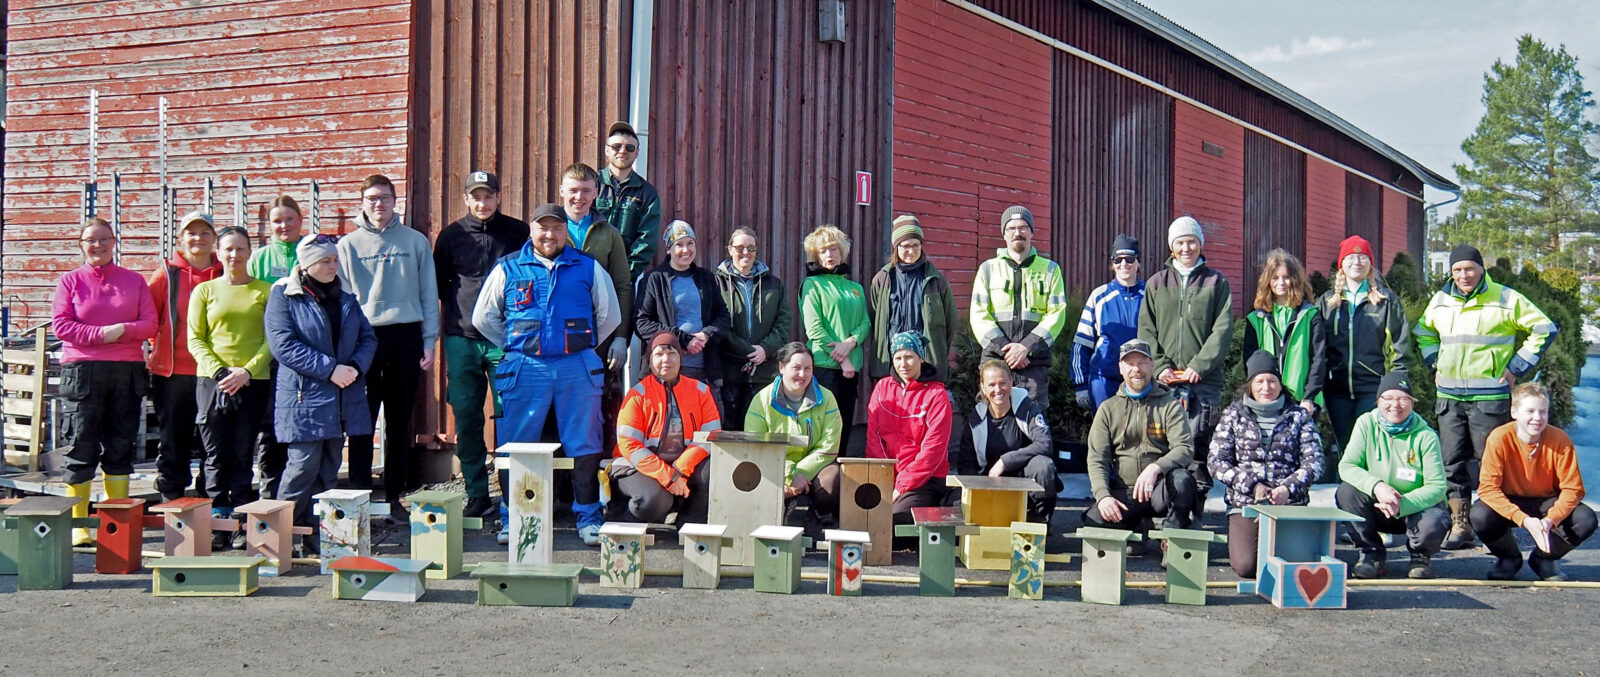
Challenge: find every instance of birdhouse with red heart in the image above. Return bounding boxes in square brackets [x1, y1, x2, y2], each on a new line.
[820, 529, 871, 596]
[1238, 505, 1362, 609]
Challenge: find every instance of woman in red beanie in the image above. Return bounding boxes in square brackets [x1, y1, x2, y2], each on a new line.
[1316, 235, 1414, 463]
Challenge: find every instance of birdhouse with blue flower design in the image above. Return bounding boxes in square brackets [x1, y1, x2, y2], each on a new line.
[598, 522, 654, 588]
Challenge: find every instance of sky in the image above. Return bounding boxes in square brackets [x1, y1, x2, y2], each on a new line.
[1134, 0, 1600, 213]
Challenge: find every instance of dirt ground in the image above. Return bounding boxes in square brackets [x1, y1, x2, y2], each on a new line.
[4, 503, 1597, 677]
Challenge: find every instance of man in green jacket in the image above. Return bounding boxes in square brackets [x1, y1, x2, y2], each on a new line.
[1084, 339, 1197, 531]
[969, 205, 1069, 409]
[1413, 244, 1555, 549]
[1335, 370, 1449, 579]
[1138, 216, 1233, 526]
[714, 227, 792, 428]
[595, 121, 661, 281]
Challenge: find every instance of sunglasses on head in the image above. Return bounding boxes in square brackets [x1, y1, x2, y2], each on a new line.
[217, 226, 250, 240]
[608, 143, 639, 153]
[310, 233, 338, 245]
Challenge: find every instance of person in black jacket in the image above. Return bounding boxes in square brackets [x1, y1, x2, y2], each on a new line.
[635, 220, 732, 410]
[433, 171, 527, 518]
[1316, 235, 1414, 461]
[952, 359, 1060, 523]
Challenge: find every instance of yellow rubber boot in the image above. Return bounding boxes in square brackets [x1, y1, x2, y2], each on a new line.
[104, 475, 130, 499]
[66, 482, 92, 546]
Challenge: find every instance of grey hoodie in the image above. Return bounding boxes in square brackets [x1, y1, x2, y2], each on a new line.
[336, 211, 441, 345]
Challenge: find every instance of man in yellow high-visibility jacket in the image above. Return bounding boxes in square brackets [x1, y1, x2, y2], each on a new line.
[1413, 244, 1555, 550]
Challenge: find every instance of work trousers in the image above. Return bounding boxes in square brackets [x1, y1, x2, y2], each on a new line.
[1436, 397, 1511, 500]
[60, 360, 147, 485]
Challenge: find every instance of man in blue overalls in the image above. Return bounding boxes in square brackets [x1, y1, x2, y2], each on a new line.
[473, 203, 621, 546]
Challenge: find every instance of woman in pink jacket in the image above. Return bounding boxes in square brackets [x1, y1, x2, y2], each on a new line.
[865, 330, 952, 525]
[52, 218, 158, 544]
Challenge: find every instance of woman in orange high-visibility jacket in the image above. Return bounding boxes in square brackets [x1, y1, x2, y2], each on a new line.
[609, 332, 722, 523]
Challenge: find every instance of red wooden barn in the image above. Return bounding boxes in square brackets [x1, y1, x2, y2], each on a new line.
[2, 0, 1455, 455]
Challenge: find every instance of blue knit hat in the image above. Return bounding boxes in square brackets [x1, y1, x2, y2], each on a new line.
[889, 330, 928, 360]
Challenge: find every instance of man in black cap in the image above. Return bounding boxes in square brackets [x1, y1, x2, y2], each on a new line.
[596, 121, 662, 281]
[1083, 338, 1197, 532]
[433, 170, 528, 518]
[1072, 233, 1146, 409]
[1413, 243, 1555, 549]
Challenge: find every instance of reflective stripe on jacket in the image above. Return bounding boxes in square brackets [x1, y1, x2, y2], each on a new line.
[969, 248, 1069, 365]
[614, 374, 722, 487]
[1413, 274, 1554, 401]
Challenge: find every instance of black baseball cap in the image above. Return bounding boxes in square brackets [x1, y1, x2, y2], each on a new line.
[530, 203, 565, 224]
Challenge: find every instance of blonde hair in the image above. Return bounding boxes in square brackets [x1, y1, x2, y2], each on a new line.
[1253, 248, 1312, 312]
[1512, 382, 1549, 407]
[1325, 258, 1390, 311]
[803, 224, 850, 263]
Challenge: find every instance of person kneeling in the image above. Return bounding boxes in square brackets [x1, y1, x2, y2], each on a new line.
[865, 331, 954, 525]
[1208, 351, 1322, 578]
[953, 359, 1060, 524]
[609, 333, 720, 525]
[1472, 383, 1595, 582]
[1335, 370, 1449, 579]
[1084, 339, 1197, 533]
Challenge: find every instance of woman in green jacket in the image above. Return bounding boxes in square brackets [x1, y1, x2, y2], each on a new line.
[745, 342, 844, 532]
[868, 215, 956, 383]
[1244, 248, 1325, 412]
[715, 227, 793, 429]
[800, 224, 870, 454]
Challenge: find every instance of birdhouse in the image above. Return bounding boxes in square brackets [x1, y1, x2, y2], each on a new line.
[1073, 526, 1142, 605]
[949, 475, 1042, 570]
[497, 442, 573, 565]
[234, 499, 311, 577]
[4, 495, 82, 590]
[1150, 528, 1226, 605]
[91, 497, 146, 575]
[893, 506, 977, 597]
[699, 430, 801, 566]
[150, 497, 235, 557]
[330, 556, 431, 602]
[314, 489, 372, 574]
[751, 525, 810, 594]
[678, 523, 731, 589]
[471, 561, 584, 607]
[1239, 505, 1361, 609]
[598, 522, 654, 589]
[407, 490, 482, 580]
[820, 529, 871, 596]
[0, 498, 20, 576]
[1009, 521, 1048, 600]
[838, 457, 894, 565]
[151, 556, 263, 596]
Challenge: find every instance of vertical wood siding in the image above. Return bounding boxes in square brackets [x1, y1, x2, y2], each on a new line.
[1242, 129, 1306, 290]
[1344, 175, 1384, 269]
[1381, 188, 1410, 270]
[1051, 50, 1173, 298]
[893, 0, 1052, 307]
[650, 0, 892, 317]
[1171, 100, 1244, 311]
[1304, 156, 1347, 276]
[3, 0, 413, 331]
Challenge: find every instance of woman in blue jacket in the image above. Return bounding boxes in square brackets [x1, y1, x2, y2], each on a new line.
[265, 234, 377, 546]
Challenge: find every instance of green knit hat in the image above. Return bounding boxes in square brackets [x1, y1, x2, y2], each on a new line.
[891, 214, 924, 247]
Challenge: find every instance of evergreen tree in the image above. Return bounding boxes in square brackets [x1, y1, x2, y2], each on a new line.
[1449, 35, 1599, 270]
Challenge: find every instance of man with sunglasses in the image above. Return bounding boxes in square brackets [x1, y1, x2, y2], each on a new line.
[596, 121, 661, 281]
[1072, 234, 1146, 409]
[336, 174, 440, 522]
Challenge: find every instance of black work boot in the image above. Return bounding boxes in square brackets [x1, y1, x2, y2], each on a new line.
[464, 496, 496, 519]
[1406, 550, 1435, 579]
[1352, 551, 1387, 579]
[1482, 531, 1524, 580]
[1528, 551, 1567, 582]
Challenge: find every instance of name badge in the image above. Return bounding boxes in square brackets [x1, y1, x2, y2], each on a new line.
[1396, 467, 1418, 483]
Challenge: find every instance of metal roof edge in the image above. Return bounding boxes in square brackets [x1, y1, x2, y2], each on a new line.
[1091, 0, 1460, 192]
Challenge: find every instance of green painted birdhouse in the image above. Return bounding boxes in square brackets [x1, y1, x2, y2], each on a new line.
[151, 556, 264, 597]
[751, 525, 810, 594]
[471, 561, 584, 607]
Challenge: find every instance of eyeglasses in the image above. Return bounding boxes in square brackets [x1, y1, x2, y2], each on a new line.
[608, 143, 639, 153]
[80, 237, 114, 245]
[1112, 256, 1138, 265]
[729, 245, 757, 253]
[1003, 225, 1030, 234]
[1378, 393, 1414, 405]
[362, 194, 395, 204]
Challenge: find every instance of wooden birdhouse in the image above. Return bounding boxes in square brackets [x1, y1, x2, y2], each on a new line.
[893, 506, 977, 597]
[1073, 526, 1142, 605]
[0, 498, 20, 576]
[151, 556, 264, 597]
[91, 497, 146, 575]
[150, 497, 236, 557]
[838, 457, 894, 565]
[751, 525, 810, 594]
[234, 499, 312, 577]
[3, 495, 82, 590]
[1239, 505, 1361, 609]
[1008, 521, 1048, 600]
[598, 522, 654, 589]
[1150, 527, 1226, 605]
[330, 556, 431, 602]
[497, 442, 573, 565]
[407, 490, 482, 580]
[820, 529, 871, 596]
[949, 475, 1042, 571]
[314, 489, 372, 574]
[699, 431, 802, 566]
[678, 523, 732, 589]
[471, 561, 584, 607]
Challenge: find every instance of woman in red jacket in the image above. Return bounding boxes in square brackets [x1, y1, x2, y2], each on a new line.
[865, 330, 952, 524]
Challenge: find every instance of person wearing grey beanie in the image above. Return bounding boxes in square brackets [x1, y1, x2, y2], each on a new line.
[969, 205, 1069, 409]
